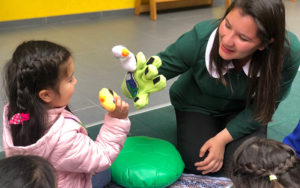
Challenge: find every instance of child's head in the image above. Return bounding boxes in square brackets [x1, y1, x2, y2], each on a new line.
[3, 40, 76, 146]
[0, 155, 56, 188]
[228, 137, 300, 188]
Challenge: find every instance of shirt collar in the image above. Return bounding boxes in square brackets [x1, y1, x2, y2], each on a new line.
[205, 28, 259, 78]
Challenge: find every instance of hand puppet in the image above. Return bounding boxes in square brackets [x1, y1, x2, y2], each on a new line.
[112, 45, 167, 109]
[98, 88, 118, 112]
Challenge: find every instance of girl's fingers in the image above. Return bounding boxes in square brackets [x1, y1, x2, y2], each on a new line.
[110, 97, 129, 119]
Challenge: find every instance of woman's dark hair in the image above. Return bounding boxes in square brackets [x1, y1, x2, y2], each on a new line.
[210, 0, 287, 125]
[0, 155, 56, 188]
[228, 137, 300, 188]
[3, 40, 71, 146]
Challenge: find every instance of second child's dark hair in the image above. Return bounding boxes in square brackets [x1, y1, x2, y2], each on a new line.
[3, 40, 71, 146]
[0, 155, 56, 188]
[228, 137, 300, 188]
[210, 0, 287, 125]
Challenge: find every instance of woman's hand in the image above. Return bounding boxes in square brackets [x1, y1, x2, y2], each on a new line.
[109, 96, 129, 119]
[194, 128, 233, 174]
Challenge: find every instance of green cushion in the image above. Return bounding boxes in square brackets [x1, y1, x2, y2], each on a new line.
[110, 136, 184, 188]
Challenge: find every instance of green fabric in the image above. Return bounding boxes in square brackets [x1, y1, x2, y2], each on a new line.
[110, 136, 184, 188]
[122, 52, 167, 109]
[158, 19, 300, 140]
[268, 72, 300, 141]
[0, 151, 5, 160]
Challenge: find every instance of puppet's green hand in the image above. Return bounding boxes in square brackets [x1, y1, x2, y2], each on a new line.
[121, 52, 166, 109]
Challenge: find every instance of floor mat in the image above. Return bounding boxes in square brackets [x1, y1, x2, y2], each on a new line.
[170, 173, 232, 188]
[107, 173, 233, 188]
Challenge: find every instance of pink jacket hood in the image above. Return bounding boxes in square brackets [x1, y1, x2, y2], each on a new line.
[2, 104, 130, 188]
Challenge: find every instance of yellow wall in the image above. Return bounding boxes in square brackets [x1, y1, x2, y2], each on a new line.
[0, 0, 135, 22]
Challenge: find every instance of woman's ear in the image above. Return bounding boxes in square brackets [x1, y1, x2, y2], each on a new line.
[39, 89, 55, 103]
[269, 38, 275, 44]
[258, 38, 275, 51]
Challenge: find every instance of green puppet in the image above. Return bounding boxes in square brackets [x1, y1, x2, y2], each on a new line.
[112, 45, 166, 109]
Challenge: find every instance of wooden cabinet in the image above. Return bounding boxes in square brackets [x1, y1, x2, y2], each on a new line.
[135, 0, 231, 20]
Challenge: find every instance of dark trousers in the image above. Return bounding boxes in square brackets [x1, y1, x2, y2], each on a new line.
[175, 109, 267, 176]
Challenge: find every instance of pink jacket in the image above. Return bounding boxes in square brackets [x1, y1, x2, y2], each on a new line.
[2, 104, 130, 188]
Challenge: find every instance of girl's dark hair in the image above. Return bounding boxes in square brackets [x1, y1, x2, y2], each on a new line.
[3, 40, 71, 146]
[210, 0, 287, 125]
[228, 137, 300, 188]
[0, 155, 56, 188]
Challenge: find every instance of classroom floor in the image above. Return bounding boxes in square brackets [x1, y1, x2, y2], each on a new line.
[1, 0, 300, 150]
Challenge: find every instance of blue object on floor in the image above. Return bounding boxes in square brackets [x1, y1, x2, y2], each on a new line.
[92, 168, 111, 188]
[283, 120, 300, 157]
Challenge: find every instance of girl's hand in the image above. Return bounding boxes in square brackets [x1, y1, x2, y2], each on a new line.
[194, 128, 233, 174]
[108, 96, 129, 119]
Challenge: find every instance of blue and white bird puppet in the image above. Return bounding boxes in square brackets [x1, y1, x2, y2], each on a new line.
[112, 45, 137, 72]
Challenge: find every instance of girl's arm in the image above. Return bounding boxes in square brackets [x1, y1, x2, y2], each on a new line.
[51, 98, 130, 174]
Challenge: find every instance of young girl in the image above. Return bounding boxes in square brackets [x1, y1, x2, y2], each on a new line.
[0, 155, 56, 188]
[228, 137, 300, 188]
[2, 40, 131, 188]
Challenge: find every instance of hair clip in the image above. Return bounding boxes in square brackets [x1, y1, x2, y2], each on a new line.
[269, 174, 277, 181]
[9, 113, 30, 125]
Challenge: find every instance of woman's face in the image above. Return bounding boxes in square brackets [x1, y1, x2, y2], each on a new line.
[218, 7, 265, 63]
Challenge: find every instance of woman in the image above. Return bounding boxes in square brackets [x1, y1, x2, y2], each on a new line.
[155, 0, 300, 175]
